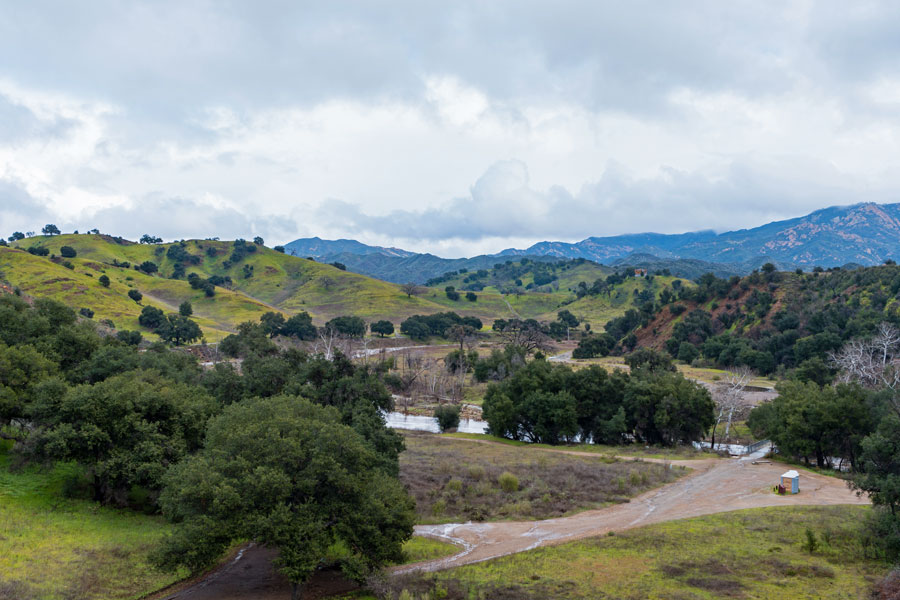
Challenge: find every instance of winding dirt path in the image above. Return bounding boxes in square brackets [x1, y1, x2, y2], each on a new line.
[162, 439, 868, 598]
[401, 449, 868, 573]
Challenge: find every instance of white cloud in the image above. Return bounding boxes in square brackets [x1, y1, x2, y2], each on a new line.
[2, 2, 900, 256]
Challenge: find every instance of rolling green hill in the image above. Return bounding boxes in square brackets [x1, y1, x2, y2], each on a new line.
[1, 235, 516, 338]
[426, 257, 691, 329]
[2, 234, 692, 341]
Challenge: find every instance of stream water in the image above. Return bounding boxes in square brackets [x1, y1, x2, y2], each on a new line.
[383, 411, 489, 434]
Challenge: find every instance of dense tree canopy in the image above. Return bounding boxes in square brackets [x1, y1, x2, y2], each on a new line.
[152, 396, 414, 599]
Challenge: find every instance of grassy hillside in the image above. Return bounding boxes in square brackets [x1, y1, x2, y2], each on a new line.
[3, 235, 506, 335]
[3, 235, 694, 339]
[428, 257, 692, 329]
[0, 245, 284, 341]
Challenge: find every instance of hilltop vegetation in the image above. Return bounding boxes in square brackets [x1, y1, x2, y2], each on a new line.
[592, 263, 900, 381]
[1, 233, 687, 341]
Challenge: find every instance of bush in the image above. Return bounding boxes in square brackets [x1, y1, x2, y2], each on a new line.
[498, 471, 519, 493]
[434, 405, 461, 432]
[59, 245, 77, 258]
[98, 274, 110, 287]
[138, 261, 158, 274]
[128, 289, 143, 303]
[26, 246, 49, 256]
[79, 307, 94, 319]
[466, 292, 477, 302]
[116, 330, 143, 346]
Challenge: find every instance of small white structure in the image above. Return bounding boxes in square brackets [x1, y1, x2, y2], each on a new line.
[781, 470, 800, 494]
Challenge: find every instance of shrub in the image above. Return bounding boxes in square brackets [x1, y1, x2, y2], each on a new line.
[79, 307, 94, 319]
[498, 471, 519, 493]
[116, 330, 143, 346]
[466, 291, 477, 302]
[434, 405, 461, 432]
[27, 246, 49, 256]
[59, 245, 77, 258]
[98, 274, 110, 287]
[138, 260, 158, 274]
[128, 289, 143, 303]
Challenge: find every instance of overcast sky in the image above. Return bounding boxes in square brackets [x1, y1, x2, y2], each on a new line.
[2, 1, 900, 257]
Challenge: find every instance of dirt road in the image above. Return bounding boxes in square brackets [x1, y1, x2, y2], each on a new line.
[163, 441, 867, 598]
[402, 451, 867, 572]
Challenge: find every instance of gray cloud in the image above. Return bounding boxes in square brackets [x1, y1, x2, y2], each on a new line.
[318, 158, 890, 244]
[0, 179, 52, 233]
[3, 2, 900, 254]
[84, 195, 296, 243]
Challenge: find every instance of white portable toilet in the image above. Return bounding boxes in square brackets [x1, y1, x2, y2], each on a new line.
[781, 470, 799, 494]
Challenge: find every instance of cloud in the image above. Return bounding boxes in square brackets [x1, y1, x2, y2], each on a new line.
[3, 3, 900, 255]
[316, 157, 893, 246]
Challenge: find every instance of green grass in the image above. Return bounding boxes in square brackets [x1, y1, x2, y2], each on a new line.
[400, 537, 460, 564]
[441, 432, 709, 460]
[385, 506, 889, 599]
[0, 453, 186, 600]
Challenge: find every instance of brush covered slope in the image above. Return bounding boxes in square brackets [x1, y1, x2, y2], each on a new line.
[596, 263, 900, 379]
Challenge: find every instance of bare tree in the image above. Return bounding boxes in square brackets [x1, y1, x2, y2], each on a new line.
[400, 282, 421, 298]
[709, 366, 753, 450]
[314, 326, 338, 360]
[495, 319, 552, 354]
[831, 322, 900, 414]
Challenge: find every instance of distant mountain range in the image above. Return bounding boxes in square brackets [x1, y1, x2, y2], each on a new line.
[286, 202, 900, 283]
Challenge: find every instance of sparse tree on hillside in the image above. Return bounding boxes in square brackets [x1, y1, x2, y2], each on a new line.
[253, 236, 264, 245]
[274, 245, 285, 253]
[179, 301, 193, 317]
[7, 232, 24, 242]
[41, 224, 61, 236]
[98, 275, 110, 288]
[400, 282, 420, 298]
[140, 234, 163, 244]
[59, 246, 77, 258]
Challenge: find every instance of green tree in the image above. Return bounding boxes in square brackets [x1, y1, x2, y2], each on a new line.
[59, 245, 77, 258]
[157, 314, 202, 346]
[28, 370, 217, 505]
[128, 289, 143, 303]
[41, 224, 61, 236]
[260, 311, 286, 337]
[179, 301, 193, 317]
[98, 274, 110, 287]
[434, 404, 461, 432]
[557, 309, 579, 328]
[281, 312, 317, 340]
[153, 396, 415, 599]
[138, 305, 165, 329]
[138, 261, 158, 274]
[625, 348, 676, 373]
[624, 371, 714, 445]
[326, 316, 366, 338]
[370, 320, 395, 337]
[8, 231, 25, 242]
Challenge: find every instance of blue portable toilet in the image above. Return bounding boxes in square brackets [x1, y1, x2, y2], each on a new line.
[781, 470, 799, 494]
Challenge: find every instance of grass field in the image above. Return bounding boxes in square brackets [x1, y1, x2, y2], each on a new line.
[381, 505, 889, 599]
[399, 432, 686, 523]
[0, 452, 186, 600]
